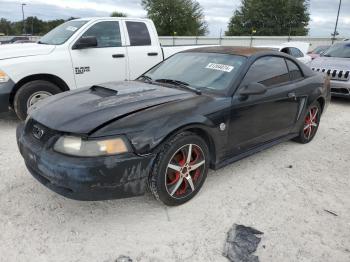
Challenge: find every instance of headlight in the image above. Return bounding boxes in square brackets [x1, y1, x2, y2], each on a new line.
[0, 70, 9, 83]
[54, 136, 130, 157]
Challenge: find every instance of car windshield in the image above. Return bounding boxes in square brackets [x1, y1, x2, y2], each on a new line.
[38, 20, 87, 45]
[323, 43, 350, 58]
[313, 46, 329, 54]
[142, 52, 246, 92]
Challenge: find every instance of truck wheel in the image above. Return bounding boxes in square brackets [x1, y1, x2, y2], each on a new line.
[14, 80, 62, 120]
[149, 132, 210, 206]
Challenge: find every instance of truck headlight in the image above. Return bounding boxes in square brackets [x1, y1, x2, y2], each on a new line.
[0, 70, 9, 83]
[54, 136, 130, 157]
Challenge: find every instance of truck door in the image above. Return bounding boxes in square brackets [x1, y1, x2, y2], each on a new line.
[70, 20, 127, 88]
[123, 21, 163, 80]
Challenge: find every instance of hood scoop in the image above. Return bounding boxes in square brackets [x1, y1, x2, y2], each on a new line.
[91, 82, 159, 109]
[90, 85, 119, 97]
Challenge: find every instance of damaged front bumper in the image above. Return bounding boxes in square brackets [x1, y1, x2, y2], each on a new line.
[16, 123, 156, 201]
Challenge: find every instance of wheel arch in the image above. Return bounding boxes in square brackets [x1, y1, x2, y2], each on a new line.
[317, 96, 326, 114]
[154, 124, 217, 168]
[9, 74, 70, 107]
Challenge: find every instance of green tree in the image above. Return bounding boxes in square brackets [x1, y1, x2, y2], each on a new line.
[24, 17, 47, 35]
[0, 18, 12, 35]
[0, 17, 72, 36]
[110, 11, 127, 17]
[226, 0, 310, 36]
[142, 0, 208, 36]
[45, 19, 66, 32]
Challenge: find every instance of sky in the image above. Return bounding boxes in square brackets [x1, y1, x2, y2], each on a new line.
[0, 0, 349, 37]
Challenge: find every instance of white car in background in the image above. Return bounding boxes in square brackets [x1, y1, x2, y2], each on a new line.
[256, 42, 312, 64]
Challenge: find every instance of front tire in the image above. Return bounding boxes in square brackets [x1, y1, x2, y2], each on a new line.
[293, 101, 321, 144]
[14, 80, 62, 121]
[149, 132, 210, 206]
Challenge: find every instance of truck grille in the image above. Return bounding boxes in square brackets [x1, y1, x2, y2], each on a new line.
[311, 68, 350, 81]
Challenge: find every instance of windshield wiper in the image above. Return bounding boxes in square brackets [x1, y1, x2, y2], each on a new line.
[138, 75, 154, 83]
[155, 79, 202, 95]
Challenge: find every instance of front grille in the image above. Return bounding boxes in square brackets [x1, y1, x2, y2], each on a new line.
[24, 119, 59, 148]
[311, 68, 350, 81]
[331, 88, 350, 95]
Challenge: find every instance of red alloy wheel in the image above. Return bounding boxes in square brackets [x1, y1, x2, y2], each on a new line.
[303, 106, 319, 140]
[165, 144, 206, 199]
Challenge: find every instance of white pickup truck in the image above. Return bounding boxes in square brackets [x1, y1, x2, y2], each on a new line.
[0, 17, 209, 120]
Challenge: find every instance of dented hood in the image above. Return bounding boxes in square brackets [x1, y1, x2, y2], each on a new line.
[30, 81, 195, 135]
[0, 43, 56, 60]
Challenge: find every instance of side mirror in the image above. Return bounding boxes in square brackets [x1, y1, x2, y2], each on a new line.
[72, 36, 97, 50]
[239, 82, 267, 97]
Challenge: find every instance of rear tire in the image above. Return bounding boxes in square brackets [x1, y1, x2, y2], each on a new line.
[149, 132, 210, 206]
[14, 80, 62, 121]
[293, 101, 321, 144]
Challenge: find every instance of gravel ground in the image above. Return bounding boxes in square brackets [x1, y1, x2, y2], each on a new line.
[0, 98, 349, 262]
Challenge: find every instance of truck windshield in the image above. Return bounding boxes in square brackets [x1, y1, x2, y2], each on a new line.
[143, 52, 246, 92]
[38, 20, 87, 45]
[323, 43, 350, 58]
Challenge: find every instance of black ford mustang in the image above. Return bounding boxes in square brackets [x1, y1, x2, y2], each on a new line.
[17, 47, 331, 206]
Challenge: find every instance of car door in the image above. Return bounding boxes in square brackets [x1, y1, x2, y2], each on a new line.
[124, 21, 163, 80]
[70, 20, 127, 88]
[228, 56, 301, 155]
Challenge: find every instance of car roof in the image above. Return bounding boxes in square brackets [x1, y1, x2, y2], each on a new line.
[256, 45, 282, 49]
[183, 46, 276, 57]
[74, 17, 152, 22]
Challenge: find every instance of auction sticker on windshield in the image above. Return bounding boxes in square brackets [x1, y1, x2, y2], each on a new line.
[205, 63, 234, 72]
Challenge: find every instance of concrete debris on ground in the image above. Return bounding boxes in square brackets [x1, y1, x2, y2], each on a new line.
[224, 224, 264, 262]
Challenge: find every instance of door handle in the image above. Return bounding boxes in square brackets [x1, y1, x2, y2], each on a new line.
[287, 92, 296, 99]
[112, 54, 125, 58]
[148, 52, 158, 56]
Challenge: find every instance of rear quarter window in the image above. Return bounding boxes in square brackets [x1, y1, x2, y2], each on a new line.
[126, 21, 152, 46]
[242, 56, 290, 88]
[286, 59, 303, 81]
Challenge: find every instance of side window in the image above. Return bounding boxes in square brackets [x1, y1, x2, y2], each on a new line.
[81, 21, 121, 48]
[281, 47, 291, 55]
[290, 47, 303, 58]
[126, 21, 151, 46]
[242, 56, 290, 88]
[286, 59, 303, 81]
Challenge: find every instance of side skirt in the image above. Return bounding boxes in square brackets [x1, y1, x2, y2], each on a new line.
[213, 133, 298, 170]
